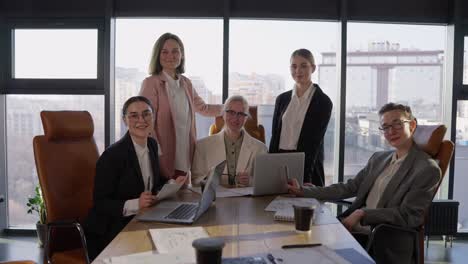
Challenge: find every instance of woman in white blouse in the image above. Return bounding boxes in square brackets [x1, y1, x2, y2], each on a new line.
[269, 49, 332, 186]
[139, 33, 222, 180]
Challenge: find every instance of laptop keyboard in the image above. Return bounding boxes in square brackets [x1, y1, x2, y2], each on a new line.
[165, 203, 198, 220]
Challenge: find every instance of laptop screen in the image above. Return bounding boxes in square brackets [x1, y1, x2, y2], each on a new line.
[194, 160, 226, 219]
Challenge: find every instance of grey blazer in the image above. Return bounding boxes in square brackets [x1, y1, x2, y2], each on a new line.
[303, 143, 441, 228]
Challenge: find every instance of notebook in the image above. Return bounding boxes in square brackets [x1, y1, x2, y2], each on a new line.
[273, 208, 294, 222]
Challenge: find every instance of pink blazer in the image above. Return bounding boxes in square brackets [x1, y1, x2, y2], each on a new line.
[139, 73, 222, 179]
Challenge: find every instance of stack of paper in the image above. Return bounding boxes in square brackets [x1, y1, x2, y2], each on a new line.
[150, 227, 209, 259]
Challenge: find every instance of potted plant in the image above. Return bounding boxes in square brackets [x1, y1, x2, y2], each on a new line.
[27, 185, 47, 247]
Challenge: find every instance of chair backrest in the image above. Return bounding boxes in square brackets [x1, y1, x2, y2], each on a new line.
[413, 124, 454, 194]
[33, 111, 99, 224]
[0, 261, 37, 264]
[209, 106, 266, 143]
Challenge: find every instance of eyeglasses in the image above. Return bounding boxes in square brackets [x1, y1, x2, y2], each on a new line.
[126, 110, 153, 122]
[225, 109, 248, 119]
[378, 120, 410, 133]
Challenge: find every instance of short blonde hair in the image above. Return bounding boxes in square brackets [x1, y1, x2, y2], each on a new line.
[223, 95, 249, 115]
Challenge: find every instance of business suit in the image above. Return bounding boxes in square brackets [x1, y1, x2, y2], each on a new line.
[269, 84, 332, 185]
[84, 132, 167, 259]
[303, 144, 441, 264]
[139, 73, 222, 179]
[192, 129, 268, 185]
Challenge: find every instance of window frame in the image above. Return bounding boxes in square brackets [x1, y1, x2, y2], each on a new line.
[5, 19, 105, 95]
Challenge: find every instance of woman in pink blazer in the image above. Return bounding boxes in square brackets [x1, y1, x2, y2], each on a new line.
[139, 32, 222, 180]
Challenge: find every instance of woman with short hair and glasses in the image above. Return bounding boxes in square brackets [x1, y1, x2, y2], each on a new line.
[269, 49, 333, 186]
[139, 32, 222, 181]
[191, 95, 268, 186]
[84, 96, 186, 260]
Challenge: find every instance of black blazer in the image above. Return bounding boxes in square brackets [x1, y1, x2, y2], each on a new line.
[269, 84, 332, 186]
[84, 132, 166, 259]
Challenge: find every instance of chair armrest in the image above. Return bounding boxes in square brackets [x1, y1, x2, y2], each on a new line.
[366, 224, 419, 251]
[45, 220, 90, 264]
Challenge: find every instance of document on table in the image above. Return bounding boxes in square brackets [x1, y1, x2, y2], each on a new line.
[189, 186, 253, 197]
[265, 196, 319, 212]
[314, 205, 340, 225]
[107, 250, 194, 264]
[149, 226, 209, 258]
[156, 183, 183, 201]
[262, 246, 350, 264]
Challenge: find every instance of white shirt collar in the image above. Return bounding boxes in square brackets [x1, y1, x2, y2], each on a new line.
[391, 151, 408, 165]
[162, 70, 180, 87]
[132, 138, 148, 158]
[292, 83, 315, 101]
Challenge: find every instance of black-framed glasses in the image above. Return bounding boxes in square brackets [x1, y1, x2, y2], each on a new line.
[126, 110, 153, 122]
[225, 109, 248, 118]
[378, 120, 410, 133]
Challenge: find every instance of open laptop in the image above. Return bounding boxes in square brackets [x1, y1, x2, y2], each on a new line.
[250, 152, 305, 196]
[136, 160, 225, 224]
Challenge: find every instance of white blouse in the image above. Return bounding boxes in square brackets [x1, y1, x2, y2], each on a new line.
[163, 71, 191, 173]
[279, 83, 316, 150]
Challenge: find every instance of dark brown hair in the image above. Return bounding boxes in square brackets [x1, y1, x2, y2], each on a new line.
[378, 102, 415, 120]
[122, 96, 154, 117]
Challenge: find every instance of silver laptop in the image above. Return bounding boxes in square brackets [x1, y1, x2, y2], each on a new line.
[136, 160, 225, 224]
[251, 152, 305, 196]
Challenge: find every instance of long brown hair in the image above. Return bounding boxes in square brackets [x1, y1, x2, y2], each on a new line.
[148, 32, 186, 75]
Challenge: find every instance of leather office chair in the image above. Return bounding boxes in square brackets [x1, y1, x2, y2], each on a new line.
[0, 261, 36, 264]
[33, 111, 99, 264]
[209, 106, 266, 143]
[366, 124, 454, 264]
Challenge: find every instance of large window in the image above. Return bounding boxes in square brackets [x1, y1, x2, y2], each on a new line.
[13, 29, 98, 79]
[115, 18, 223, 140]
[464, 37, 468, 85]
[454, 100, 468, 232]
[229, 19, 338, 185]
[6, 95, 104, 227]
[344, 23, 446, 185]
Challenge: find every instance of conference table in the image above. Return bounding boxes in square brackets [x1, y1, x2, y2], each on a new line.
[93, 189, 372, 263]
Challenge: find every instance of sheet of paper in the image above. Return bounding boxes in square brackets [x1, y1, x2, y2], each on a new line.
[156, 183, 182, 201]
[263, 246, 351, 264]
[314, 206, 340, 225]
[149, 226, 209, 257]
[188, 186, 253, 197]
[265, 196, 319, 212]
[215, 186, 253, 197]
[110, 251, 194, 264]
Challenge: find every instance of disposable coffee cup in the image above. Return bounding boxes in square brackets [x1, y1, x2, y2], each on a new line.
[293, 205, 315, 232]
[192, 237, 225, 264]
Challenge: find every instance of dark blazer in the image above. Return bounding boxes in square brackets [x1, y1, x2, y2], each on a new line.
[269, 84, 332, 185]
[303, 144, 441, 263]
[84, 132, 167, 259]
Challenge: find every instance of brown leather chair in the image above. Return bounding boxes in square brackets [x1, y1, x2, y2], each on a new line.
[366, 124, 454, 264]
[209, 106, 266, 143]
[33, 111, 99, 264]
[0, 261, 37, 264]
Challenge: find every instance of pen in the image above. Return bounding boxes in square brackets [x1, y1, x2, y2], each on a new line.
[147, 175, 151, 192]
[281, 243, 322, 249]
[266, 253, 277, 264]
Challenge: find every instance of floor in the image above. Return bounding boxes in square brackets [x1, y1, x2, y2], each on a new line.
[0, 233, 466, 263]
